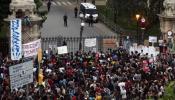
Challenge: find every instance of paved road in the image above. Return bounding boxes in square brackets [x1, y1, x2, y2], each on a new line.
[41, 0, 117, 38]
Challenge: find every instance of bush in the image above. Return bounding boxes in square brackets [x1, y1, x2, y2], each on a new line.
[0, 23, 8, 38]
[162, 81, 175, 100]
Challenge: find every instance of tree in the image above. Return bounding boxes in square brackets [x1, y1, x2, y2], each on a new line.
[148, 0, 164, 24]
[105, 0, 164, 34]
[34, 0, 42, 10]
[0, 0, 11, 32]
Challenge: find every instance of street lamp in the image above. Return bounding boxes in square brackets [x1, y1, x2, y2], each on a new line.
[167, 30, 173, 52]
[80, 13, 84, 22]
[136, 14, 140, 43]
[140, 17, 146, 44]
[158, 39, 164, 53]
[79, 22, 85, 50]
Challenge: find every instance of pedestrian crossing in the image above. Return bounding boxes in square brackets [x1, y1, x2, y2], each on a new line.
[43, 0, 74, 7]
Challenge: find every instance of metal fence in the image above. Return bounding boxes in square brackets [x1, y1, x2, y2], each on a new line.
[41, 35, 117, 53]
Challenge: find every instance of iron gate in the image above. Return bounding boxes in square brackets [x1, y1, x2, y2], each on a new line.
[41, 35, 118, 53]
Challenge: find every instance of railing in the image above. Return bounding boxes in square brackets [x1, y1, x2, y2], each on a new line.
[41, 35, 117, 53]
[0, 35, 117, 57]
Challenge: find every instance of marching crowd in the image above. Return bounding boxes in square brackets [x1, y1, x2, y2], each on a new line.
[0, 47, 175, 100]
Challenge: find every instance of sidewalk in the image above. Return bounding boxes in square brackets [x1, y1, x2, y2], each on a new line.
[76, 0, 106, 5]
[95, 0, 106, 5]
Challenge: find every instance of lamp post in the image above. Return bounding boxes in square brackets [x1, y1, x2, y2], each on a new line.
[136, 14, 140, 43]
[80, 13, 84, 22]
[140, 17, 146, 45]
[158, 39, 164, 54]
[167, 30, 173, 53]
[79, 22, 85, 50]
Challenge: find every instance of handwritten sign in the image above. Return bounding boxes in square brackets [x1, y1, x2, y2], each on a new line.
[9, 60, 33, 90]
[85, 38, 96, 47]
[57, 46, 68, 54]
[10, 19, 22, 60]
[103, 38, 117, 48]
[149, 36, 157, 43]
[23, 39, 41, 57]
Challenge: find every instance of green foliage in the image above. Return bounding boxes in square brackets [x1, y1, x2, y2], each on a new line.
[34, 0, 43, 10]
[0, 0, 11, 38]
[98, 0, 164, 36]
[146, 24, 161, 36]
[0, 31, 6, 38]
[162, 81, 175, 100]
[34, 0, 48, 24]
[0, 23, 8, 38]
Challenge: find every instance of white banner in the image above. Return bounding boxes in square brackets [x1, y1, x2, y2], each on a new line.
[85, 38, 96, 47]
[11, 19, 22, 60]
[57, 46, 68, 54]
[149, 36, 157, 43]
[129, 46, 159, 58]
[9, 60, 33, 90]
[23, 39, 41, 57]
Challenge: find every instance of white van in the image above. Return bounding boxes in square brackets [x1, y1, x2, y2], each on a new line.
[79, 3, 98, 22]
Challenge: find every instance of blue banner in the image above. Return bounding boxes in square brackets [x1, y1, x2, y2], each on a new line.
[10, 19, 22, 60]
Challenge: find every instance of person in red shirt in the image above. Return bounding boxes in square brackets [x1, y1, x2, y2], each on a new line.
[66, 67, 74, 78]
[72, 95, 77, 100]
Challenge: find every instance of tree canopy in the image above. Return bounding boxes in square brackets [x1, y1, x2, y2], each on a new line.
[104, 0, 164, 35]
[0, 0, 11, 32]
[107, 0, 164, 23]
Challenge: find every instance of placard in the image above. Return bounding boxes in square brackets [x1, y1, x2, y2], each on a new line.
[57, 46, 68, 54]
[23, 39, 41, 57]
[129, 46, 159, 58]
[85, 38, 96, 47]
[9, 60, 33, 90]
[11, 19, 22, 60]
[149, 36, 157, 43]
[103, 38, 117, 48]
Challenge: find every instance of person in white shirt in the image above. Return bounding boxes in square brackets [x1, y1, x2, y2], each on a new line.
[118, 82, 127, 99]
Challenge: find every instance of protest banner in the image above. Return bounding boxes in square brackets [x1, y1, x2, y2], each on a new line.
[103, 38, 117, 51]
[129, 45, 159, 58]
[57, 46, 68, 54]
[149, 36, 157, 43]
[85, 38, 96, 47]
[11, 19, 22, 60]
[103, 38, 117, 48]
[23, 39, 41, 57]
[9, 60, 33, 90]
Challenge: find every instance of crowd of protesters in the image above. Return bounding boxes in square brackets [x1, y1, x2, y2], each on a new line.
[0, 47, 175, 100]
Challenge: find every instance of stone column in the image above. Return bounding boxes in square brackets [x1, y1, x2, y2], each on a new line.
[158, 0, 175, 42]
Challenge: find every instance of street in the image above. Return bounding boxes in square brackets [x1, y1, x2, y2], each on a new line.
[1, 0, 175, 100]
[41, 0, 116, 38]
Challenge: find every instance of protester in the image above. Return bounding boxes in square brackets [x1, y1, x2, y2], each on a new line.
[63, 14, 68, 27]
[88, 14, 93, 27]
[74, 7, 78, 18]
[0, 47, 175, 99]
[47, 0, 51, 12]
